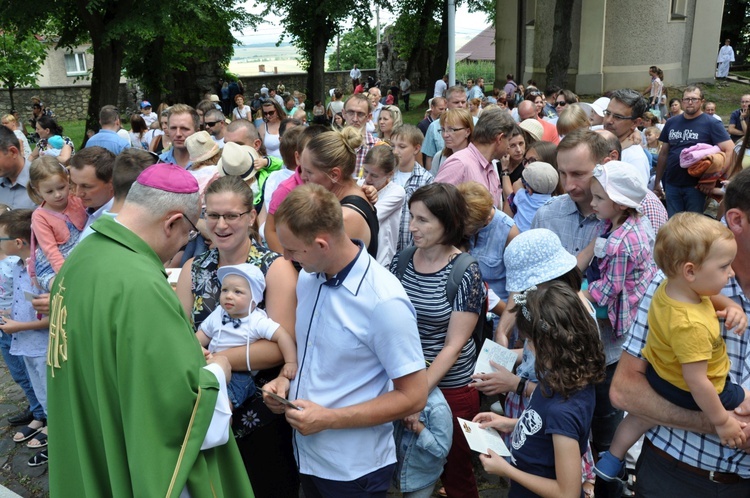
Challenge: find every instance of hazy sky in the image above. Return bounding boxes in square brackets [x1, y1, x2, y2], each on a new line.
[234, 3, 492, 47]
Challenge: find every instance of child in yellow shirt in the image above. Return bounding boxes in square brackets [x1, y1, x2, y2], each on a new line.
[595, 212, 749, 481]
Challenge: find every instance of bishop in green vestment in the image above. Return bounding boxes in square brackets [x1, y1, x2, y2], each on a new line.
[46, 164, 254, 498]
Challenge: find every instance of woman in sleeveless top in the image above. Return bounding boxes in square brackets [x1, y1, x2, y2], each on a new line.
[176, 176, 300, 497]
[258, 99, 283, 159]
[298, 126, 379, 256]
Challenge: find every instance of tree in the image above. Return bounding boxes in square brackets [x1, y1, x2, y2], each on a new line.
[255, 0, 377, 104]
[545, 0, 574, 88]
[327, 26, 377, 72]
[0, 31, 48, 110]
[0, 0, 251, 148]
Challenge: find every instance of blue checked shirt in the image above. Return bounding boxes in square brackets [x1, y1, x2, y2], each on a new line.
[623, 271, 750, 476]
[396, 164, 433, 252]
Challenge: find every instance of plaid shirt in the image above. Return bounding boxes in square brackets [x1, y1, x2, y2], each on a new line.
[589, 215, 657, 338]
[353, 131, 377, 179]
[396, 163, 433, 252]
[624, 271, 750, 476]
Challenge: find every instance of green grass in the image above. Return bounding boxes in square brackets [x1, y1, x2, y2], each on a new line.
[59, 119, 87, 149]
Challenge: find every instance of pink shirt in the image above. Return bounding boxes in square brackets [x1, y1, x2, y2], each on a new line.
[268, 167, 303, 215]
[434, 143, 502, 207]
[30, 195, 87, 274]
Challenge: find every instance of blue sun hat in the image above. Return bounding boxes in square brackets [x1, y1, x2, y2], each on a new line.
[504, 228, 577, 292]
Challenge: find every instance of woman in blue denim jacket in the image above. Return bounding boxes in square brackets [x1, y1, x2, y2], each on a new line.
[393, 388, 454, 498]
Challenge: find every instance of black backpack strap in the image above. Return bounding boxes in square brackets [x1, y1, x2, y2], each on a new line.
[446, 252, 477, 305]
[395, 246, 418, 281]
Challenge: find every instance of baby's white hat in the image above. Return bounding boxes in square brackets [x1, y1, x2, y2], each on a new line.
[592, 161, 647, 211]
[217, 263, 265, 305]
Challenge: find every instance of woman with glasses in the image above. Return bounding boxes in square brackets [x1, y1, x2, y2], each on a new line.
[376, 105, 402, 142]
[430, 108, 474, 177]
[555, 89, 579, 110]
[232, 94, 250, 121]
[177, 175, 300, 498]
[258, 99, 284, 159]
[299, 127, 379, 257]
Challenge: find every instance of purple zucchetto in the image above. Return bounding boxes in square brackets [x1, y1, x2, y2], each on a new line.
[136, 163, 199, 194]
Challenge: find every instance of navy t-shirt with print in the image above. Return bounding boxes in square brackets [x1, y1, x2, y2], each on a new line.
[659, 113, 730, 187]
[508, 384, 595, 498]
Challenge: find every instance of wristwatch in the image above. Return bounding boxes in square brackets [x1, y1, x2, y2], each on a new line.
[515, 378, 527, 396]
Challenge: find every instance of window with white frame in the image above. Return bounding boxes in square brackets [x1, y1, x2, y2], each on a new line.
[670, 0, 687, 20]
[64, 53, 87, 76]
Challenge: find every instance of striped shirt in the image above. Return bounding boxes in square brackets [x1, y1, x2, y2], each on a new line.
[390, 251, 484, 388]
[624, 271, 750, 476]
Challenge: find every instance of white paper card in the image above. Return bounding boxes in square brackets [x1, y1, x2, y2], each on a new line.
[474, 338, 517, 376]
[457, 417, 511, 456]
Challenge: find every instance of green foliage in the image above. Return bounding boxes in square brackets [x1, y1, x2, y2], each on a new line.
[326, 26, 377, 71]
[455, 61, 495, 85]
[389, 0, 441, 60]
[0, 31, 48, 91]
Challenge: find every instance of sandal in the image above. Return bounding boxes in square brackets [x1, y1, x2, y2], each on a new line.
[13, 422, 43, 443]
[28, 449, 47, 467]
[27, 432, 47, 449]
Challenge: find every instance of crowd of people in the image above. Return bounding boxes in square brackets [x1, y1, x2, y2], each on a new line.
[0, 66, 749, 498]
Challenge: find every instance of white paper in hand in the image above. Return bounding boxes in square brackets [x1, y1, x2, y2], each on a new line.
[474, 339, 517, 377]
[457, 417, 511, 456]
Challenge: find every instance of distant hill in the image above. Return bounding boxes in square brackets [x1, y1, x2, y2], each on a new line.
[236, 41, 293, 49]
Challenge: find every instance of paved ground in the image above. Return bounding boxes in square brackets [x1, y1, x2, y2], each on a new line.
[0, 363, 48, 497]
[0, 359, 509, 498]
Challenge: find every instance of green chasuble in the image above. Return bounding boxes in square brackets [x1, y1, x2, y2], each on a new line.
[47, 216, 254, 498]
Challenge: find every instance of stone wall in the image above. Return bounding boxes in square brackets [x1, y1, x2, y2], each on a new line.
[0, 84, 130, 122]
[237, 70, 376, 96]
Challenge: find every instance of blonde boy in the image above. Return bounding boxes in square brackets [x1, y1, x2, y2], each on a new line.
[390, 125, 433, 252]
[596, 212, 749, 481]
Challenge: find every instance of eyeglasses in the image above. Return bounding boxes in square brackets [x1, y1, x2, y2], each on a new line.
[263, 110, 276, 117]
[602, 109, 637, 121]
[344, 110, 368, 120]
[181, 214, 200, 241]
[682, 97, 702, 103]
[0, 237, 14, 241]
[555, 101, 567, 107]
[439, 127, 467, 134]
[522, 156, 538, 166]
[204, 120, 222, 128]
[205, 210, 252, 222]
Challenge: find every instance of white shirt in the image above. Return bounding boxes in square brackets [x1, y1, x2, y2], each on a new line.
[621, 144, 651, 187]
[85, 197, 115, 231]
[357, 180, 405, 266]
[140, 112, 157, 128]
[290, 244, 424, 481]
[434, 79, 447, 98]
[350, 67, 362, 80]
[200, 306, 279, 354]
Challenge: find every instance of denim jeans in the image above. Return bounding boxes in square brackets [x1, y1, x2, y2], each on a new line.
[0, 332, 44, 420]
[665, 184, 706, 217]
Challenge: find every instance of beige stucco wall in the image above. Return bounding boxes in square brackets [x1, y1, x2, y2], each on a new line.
[36, 43, 95, 87]
[522, 0, 723, 96]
